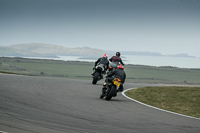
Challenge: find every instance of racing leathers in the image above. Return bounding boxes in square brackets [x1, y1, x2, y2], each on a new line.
[92, 57, 109, 75]
[105, 68, 126, 92]
[109, 56, 124, 66]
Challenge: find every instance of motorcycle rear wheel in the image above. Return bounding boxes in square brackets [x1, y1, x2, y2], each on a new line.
[92, 72, 99, 84]
[105, 85, 116, 100]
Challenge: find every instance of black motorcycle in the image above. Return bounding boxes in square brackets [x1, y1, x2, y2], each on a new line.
[92, 64, 105, 84]
[100, 78, 122, 100]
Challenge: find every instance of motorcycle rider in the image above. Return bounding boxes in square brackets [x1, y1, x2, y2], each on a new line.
[91, 54, 109, 76]
[109, 52, 124, 66]
[101, 64, 126, 97]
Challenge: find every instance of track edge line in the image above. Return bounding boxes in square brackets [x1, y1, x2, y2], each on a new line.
[122, 88, 200, 120]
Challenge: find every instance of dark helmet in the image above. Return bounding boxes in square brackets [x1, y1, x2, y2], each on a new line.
[116, 52, 121, 56]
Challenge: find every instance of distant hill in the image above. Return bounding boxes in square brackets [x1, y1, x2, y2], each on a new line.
[121, 51, 196, 58]
[0, 43, 106, 58]
[0, 43, 196, 58]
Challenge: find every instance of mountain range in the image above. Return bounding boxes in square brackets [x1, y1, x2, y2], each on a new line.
[0, 43, 196, 58]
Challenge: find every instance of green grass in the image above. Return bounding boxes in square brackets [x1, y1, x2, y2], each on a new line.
[0, 57, 200, 85]
[125, 64, 200, 84]
[125, 86, 200, 118]
[0, 57, 93, 79]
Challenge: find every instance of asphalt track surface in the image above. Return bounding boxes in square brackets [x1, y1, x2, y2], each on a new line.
[0, 74, 200, 133]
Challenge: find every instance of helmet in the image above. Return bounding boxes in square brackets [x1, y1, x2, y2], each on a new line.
[117, 64, 124, 70]
[103, 54, 108, 58]
[116, 52, 120, 56]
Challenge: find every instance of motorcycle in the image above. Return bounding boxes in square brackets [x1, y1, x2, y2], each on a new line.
[100, 78, 122, 100]
[92, 64, 105, 84]
[108, 62, 118, 72]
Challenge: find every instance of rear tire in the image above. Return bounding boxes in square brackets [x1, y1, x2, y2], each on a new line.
[92, 72, 99, 84]
[105, 85, 116, 100]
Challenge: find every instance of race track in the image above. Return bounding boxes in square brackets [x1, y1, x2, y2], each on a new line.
[0, 74, 200, 133]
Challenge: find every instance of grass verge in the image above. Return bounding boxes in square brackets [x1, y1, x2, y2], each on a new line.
[1, 57, 200, 85]
[125, 86, 200, 118]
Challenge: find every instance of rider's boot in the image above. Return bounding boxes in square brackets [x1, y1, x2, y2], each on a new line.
[100, 83, 107, 99]
[91, 67, 95, 75]
[100, 87, 106, 99]
[91, 70, 95, 76]
[118, 85, 124, 92]
[113, 92, 117, 97]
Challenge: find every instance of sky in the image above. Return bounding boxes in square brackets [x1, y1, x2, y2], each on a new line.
[0, 0, 200, 57]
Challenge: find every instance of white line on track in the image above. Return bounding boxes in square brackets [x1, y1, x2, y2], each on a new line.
[122, 88, 200, 120]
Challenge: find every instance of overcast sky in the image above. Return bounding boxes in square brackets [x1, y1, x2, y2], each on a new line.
[0, 0, 200, 57]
